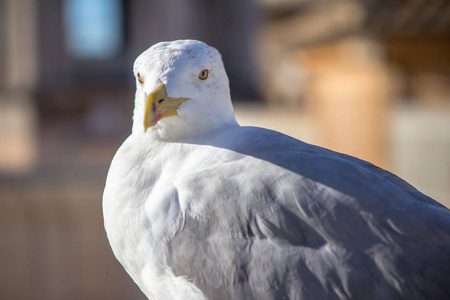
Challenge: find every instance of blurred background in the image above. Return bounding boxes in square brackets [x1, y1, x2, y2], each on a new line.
[1, 0, 450, 299]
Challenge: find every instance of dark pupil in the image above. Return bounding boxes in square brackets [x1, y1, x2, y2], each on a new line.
[202, 71, 206, 77]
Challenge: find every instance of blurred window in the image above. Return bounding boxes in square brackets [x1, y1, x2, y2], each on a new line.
[63, 0, 123, 59]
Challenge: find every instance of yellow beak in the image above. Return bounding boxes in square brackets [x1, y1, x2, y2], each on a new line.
[143, 83, 188, 131]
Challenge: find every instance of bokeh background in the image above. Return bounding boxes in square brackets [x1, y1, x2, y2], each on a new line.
[1, 0, 450, 299]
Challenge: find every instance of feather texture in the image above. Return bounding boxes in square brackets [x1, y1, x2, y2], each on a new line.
[103, 40, 450, 300]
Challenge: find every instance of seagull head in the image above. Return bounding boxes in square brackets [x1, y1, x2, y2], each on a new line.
[132, 39, 238, 141]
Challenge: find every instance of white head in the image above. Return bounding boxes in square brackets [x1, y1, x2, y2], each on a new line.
[132, 40, 238, 141]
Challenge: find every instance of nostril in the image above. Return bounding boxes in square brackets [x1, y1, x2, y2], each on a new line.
[158, 99, 164, 104]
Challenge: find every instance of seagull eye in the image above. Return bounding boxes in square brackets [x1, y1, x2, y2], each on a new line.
[198, 69, 209, 80]
[137, 73, 144, 84]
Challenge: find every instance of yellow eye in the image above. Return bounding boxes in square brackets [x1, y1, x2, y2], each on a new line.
[199, 69, 209, 80]
[137, 72, 144, 84]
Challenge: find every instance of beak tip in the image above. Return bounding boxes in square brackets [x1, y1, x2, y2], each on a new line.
[143, 83, 187, 131]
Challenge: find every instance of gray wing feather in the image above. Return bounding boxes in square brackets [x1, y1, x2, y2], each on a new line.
[167, 127, 450, 300]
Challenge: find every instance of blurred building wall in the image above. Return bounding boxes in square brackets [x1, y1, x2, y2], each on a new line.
[254, 0, 450, 205]
[0, 0, 38, 173]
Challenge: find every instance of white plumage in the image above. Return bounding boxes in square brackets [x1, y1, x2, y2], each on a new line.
[103, 39, 450, 300]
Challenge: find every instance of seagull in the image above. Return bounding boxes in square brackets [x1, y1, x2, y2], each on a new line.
[103, 39, 450, 300]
